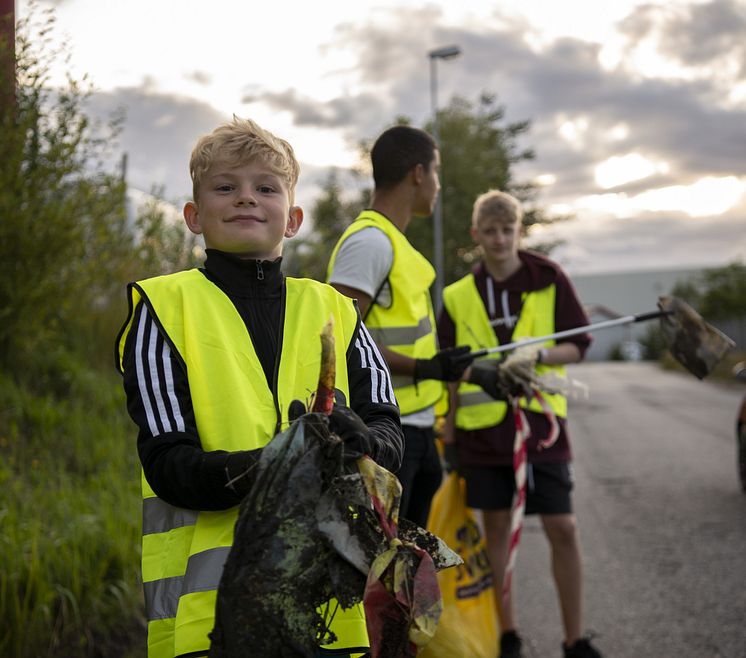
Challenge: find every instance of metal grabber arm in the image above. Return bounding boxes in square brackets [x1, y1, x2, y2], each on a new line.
[466, 296, 735, 380]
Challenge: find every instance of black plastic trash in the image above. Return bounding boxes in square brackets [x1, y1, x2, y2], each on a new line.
[209, 412, 460, 658]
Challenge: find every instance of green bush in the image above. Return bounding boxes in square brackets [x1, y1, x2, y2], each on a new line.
[607, 342, 624, 361]
[0, 6, 198, 656]
[640, 324, 668, 361]
[671, 261, 746, 321]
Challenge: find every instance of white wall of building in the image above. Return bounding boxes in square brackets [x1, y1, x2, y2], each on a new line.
[571, 267, 704, 361]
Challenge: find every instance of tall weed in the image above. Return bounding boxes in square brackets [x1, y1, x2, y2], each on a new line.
[0, 368, 145, 658]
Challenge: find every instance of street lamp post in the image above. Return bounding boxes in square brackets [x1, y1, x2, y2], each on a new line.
[428, 45, 461, 313]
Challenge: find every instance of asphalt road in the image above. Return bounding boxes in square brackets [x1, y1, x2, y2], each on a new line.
[511, 362, 746, 658]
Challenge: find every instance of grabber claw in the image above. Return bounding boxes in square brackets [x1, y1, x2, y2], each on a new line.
[657, 296, 735, 379]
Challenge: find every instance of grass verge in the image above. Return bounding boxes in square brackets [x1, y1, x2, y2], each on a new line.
[0, 365, 145, 658]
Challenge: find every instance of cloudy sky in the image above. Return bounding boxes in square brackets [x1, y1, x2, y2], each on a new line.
[19, 0, 746, 274]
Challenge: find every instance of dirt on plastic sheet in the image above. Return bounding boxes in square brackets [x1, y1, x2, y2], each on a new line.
[209, 413, 461, 658]
[209, 414, 365, 658]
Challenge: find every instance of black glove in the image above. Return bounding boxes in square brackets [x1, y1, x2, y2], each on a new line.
[328, 405, 374, 460]
[225, 448, 262, 498]
[467, 360, 513, 400]
[414, 345, 474, 382]
[288, 399, 307, 422]
[442, 441, 460, 473]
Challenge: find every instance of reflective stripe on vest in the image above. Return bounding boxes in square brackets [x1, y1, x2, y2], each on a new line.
[366, 314, 433, 347]
[143, 546, 228, 620]
[327, 210, 442, 415]
[117, 271, 367, 657]
[442, 273, 567, 430]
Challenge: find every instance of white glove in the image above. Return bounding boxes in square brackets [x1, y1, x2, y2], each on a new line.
[500, 345, 542, 394]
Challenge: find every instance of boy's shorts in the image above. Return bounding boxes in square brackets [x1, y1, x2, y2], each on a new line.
[461, 462, 574, 515]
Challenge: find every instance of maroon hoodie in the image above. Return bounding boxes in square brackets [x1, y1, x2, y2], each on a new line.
[437, 250, 591, 466]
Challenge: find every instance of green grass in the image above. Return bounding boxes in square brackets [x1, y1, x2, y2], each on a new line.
[0, 366, 146, 658]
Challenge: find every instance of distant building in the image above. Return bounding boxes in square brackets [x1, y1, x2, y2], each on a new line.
[571, 267, 705, 361]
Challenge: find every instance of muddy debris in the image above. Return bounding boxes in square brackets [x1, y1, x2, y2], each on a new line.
[209, 413, 460, 658]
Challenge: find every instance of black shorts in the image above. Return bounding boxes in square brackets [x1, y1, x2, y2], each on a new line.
[461, 462, 574, 515]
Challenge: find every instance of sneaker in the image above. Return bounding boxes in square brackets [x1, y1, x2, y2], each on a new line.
[499, 630, 524, 658]
[563, 636, 603, 658]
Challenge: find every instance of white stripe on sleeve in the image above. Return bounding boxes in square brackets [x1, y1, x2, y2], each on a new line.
[356, 335, 380, 404]
[358, 323, 396, 404]
[135, 309, 161, 437]
[161, 341, 185, 432]
[147, 318, 172, 433]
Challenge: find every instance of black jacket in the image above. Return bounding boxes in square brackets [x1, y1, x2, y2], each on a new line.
[121, 250, 403, 510]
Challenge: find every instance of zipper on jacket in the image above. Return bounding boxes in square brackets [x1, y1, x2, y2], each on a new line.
[256, 261, 265, 281]
[272, 282, 286, 433]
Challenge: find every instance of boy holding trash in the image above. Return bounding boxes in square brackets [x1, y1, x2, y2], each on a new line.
[438, 190, 603, 658]
[116, 117, 403, 658]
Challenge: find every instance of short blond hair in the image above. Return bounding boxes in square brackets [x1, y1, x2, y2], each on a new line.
[189, 116, 300, 202]
[472, 189, 523, 227]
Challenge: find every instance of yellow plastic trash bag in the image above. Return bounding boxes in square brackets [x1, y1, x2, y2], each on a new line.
[419, 471, 498, 658]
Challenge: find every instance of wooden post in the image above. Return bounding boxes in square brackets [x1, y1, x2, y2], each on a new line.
[0, 0, 15, 112]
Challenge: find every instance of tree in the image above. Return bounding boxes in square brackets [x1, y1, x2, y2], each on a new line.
[0, 8, 124, 376]
[132, 186, 202, 276]
[410, 92, 565, 284]
[0, 7, 198, 380]
[284, 169, 367, 281]
[0, 10, 201, 658]
[672, 260, 746, 320]
[294, 93, 565, 284]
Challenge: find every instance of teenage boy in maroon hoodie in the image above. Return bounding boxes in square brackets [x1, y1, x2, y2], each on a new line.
[438, 190, 602, 658]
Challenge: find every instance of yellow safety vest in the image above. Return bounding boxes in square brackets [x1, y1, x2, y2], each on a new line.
[327, 210, 442, 415]
[442, 273, 568, 430]
[116, 269, 369, 658]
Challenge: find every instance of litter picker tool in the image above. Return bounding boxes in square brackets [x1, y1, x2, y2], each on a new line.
[468, 295, 735, 380]
[475, 297, 735, 614]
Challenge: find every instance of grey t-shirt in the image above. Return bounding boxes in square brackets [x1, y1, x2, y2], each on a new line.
[329, 226, 435, 428]
[328, 227, 393, 307]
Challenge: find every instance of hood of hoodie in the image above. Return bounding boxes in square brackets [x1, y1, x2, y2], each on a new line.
[476, 249, 563, 293]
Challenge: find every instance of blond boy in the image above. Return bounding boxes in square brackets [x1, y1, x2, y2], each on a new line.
[437, 190, 602, 658]
[116, 117, 403, 658]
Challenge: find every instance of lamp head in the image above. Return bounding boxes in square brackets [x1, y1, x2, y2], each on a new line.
[429, 45, 462, 60]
